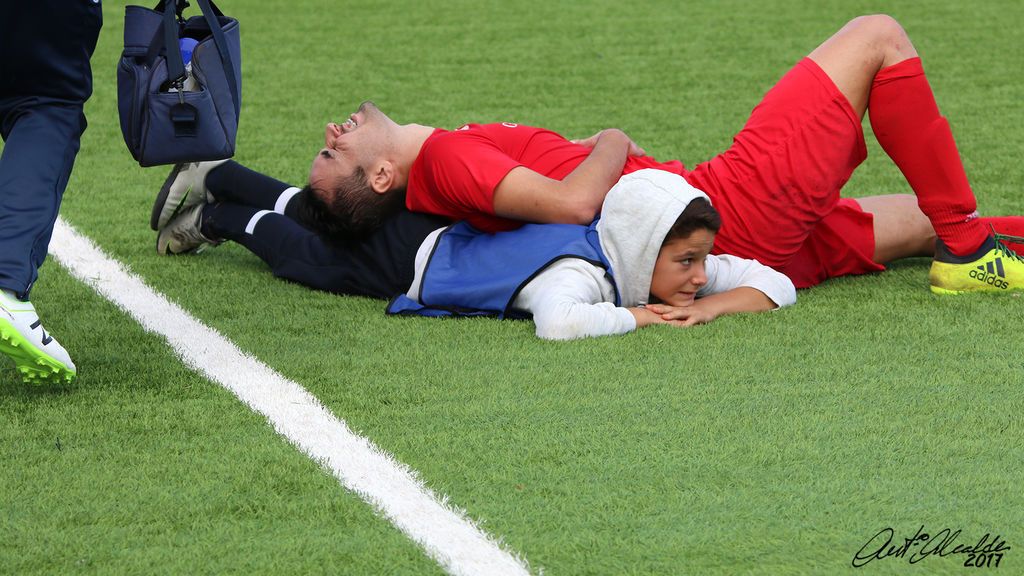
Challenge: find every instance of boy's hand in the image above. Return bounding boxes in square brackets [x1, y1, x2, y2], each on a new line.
[571, 129, 646, 156]
[628, 305, 671, 328]
[644, 302, 719, 327]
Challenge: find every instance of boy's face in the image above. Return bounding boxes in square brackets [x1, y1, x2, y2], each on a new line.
[649, 228, 715, 307]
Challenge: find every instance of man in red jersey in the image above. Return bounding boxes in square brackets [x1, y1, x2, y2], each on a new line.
[159, 15, 1024, 293]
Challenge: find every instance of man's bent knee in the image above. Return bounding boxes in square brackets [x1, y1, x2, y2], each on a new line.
[844, 14, 916, 64]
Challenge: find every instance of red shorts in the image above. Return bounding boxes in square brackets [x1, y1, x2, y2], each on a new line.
[683, 58, 884, 288]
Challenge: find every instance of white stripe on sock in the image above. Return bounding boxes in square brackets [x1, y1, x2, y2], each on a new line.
[245, 210, 274, 235]
[274, 186, 302, 214]
[48, 217, 532, 576]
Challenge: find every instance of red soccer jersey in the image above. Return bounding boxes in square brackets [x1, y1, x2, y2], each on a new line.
[405, 123, 686, 232]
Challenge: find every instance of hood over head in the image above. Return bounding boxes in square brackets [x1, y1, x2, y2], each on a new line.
[596, 169, 710, 307]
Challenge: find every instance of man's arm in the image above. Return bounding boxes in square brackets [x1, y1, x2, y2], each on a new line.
[491, 129, 642, 225]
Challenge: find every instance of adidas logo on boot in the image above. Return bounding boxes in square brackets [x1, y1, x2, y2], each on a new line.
[968, 258, 1009, 290]
[930, 234, 1024, 295]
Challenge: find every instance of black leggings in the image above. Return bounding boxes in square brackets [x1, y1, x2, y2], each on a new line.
[202, 161, 448, 299]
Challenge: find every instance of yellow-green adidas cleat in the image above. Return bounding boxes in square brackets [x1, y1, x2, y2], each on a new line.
[0, 290, 76, 384]
[929, 233, 1024, 295]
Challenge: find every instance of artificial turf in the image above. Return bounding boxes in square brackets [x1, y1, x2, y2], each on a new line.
[2, 0, 1022, 574]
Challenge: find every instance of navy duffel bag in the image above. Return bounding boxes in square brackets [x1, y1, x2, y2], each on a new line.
[117, 0, 241, 167]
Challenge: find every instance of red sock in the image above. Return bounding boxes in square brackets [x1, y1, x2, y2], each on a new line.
[868, 57, 988, 256]
[978, 216, 1024, 253]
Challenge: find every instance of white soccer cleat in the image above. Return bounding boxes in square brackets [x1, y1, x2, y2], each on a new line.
[156, 203, 222, 255]
[151, 159, 228, 231]
[0, 290, 76, 384]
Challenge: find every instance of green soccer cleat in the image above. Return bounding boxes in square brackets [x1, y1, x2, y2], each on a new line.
[929, 233, 1024, 295]
[0, 290, 76, 384]
[151, 160, 228, 231]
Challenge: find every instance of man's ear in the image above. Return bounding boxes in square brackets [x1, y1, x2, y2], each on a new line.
[370, 161, 395, 194]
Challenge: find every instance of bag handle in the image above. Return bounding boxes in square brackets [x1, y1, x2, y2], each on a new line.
[154, 0, 240, 121]
[138, 1, 180, 68]
[155, 0, 226, 17]
[161, 0, 188, 87]
[194, 0, 240, 120]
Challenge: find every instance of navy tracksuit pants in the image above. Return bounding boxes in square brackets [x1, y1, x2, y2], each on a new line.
[0, 0, 103, 299]
[201, 161, 449, 300]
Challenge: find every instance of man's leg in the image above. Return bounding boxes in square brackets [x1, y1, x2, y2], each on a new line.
[779, 194, 944, 289]
[201, 205, 445, 299]
[155, 161, 310, 255]
[808, 15, 1021, 293]
[0, 102, 83, 384]
[0, 0, 101, 383]
[978, 218, 1024, 253]
[858, 195, 1024, 263]
[856, 195, 936, 263]
[155, 161, 448, 298]
[205, 161, 302, 210]
[0, 103, 83, 298]
[152, 160, 304, 229]
[685, 56, 867, 271]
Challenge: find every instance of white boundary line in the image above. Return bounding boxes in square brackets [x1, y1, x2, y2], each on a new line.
[49, 217, 531, 576]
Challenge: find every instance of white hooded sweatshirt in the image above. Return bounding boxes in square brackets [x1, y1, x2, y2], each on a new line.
[408, 169, 796, 340]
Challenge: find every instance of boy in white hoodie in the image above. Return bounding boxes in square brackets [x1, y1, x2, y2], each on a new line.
[388, 169, 796, 340]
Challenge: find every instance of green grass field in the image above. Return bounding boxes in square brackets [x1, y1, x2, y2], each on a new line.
[2, 0, 1023, 574]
